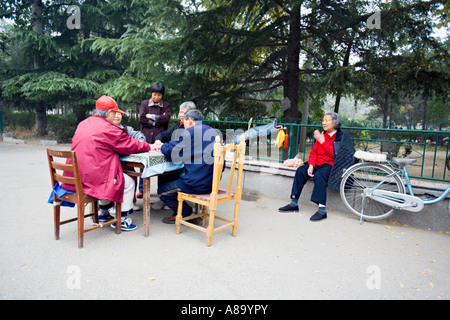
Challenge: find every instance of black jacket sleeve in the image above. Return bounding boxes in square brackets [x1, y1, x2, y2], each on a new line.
[155, 123, 181, 143]
[328, 129, 356, 190]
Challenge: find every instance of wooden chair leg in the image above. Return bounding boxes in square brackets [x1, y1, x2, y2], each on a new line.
[53, 203, 60, 240]
[232, 202, 240, 237]
[143, 177, 150, 237]
[176, 199, 183, 234]
[115, 202, 122, 234]
[201, 206, 208, 227]
[206, 209, 216, 246]
[77, 204, 84, 249]
[92, 201, 99, 224]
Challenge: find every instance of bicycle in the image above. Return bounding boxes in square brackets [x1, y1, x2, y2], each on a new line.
[340, 137, 450, 223]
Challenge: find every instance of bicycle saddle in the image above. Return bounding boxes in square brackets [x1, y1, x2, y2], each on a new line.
[392, 157, 417, 168]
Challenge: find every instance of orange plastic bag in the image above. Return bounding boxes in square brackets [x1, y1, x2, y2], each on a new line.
[283, 131, 289, 149]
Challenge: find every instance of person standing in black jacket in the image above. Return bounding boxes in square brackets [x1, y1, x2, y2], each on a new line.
[278, 112, 355, 221]
[139, 82, 171, 144]
[136, 82, 172, 199]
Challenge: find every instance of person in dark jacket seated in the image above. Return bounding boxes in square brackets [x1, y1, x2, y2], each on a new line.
[153, 101, 196, 148]
[151, 101, 197, 210]
[278, 112, 355, 221]
[158, 109, 219, 224]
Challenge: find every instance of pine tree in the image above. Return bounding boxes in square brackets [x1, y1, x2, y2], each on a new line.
[0, 0, 133, 136]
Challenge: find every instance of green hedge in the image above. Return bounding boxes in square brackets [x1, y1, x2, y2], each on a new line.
[3, 109, 35, 130]
[4, 110, 180, 143]
[46, 114, 78, 143]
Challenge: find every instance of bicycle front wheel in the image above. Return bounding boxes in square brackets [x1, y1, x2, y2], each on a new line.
[340, 162, 405, 221]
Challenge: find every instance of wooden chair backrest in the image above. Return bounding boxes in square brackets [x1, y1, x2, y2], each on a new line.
[47, 148, 85, 202]
[211, 135, 246, 198]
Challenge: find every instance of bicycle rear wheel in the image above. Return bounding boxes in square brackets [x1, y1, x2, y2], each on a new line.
[340, 162, 405, 221]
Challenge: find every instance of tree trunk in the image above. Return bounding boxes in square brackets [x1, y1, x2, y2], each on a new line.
[31, 0, 43, 69]
[35, 100, 47, 137]
[334, 32, 354, 113]
[32, 0, 47, 137]
[283, 4, 301, 122]
[380, 94, 389, 152]
[299, 37, 313, 153]
[422, 92, 428, 130]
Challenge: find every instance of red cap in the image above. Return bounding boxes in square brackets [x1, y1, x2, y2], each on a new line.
[95, 95, 126, 115]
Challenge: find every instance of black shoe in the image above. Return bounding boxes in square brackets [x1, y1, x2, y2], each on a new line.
[278, 203, 299, 212]
[310, 210, 327, 221]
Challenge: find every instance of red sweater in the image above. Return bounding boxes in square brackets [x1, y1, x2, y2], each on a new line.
[308, 131, 336, 167]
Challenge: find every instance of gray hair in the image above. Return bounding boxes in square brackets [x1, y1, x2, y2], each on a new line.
[92, 109, 108, 117]
[179, 101, 196, 111]
[325, 112, 340, 129]
[184, 109, 204, 122]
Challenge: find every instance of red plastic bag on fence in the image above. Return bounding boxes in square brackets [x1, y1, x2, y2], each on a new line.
[284, 131, 289, 149]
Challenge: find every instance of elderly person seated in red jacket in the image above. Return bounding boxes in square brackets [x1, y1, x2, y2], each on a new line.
[102, 110, 147, 214]
[278, 112, 355, 221]
[63, 95, 150, 231]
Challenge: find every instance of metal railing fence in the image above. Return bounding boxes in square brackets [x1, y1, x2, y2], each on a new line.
[204, 117, 450, 183]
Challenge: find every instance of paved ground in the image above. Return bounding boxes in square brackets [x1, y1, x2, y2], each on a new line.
[1, 141, 449, 301]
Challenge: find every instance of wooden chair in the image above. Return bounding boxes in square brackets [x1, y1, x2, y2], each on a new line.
[175, 135, 246, 246]
[47, 148, 121, 248]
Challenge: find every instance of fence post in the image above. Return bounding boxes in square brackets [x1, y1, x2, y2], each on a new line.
[0, 109, 3, 141]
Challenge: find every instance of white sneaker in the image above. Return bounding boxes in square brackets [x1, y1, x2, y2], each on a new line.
[109, 204, 139, 214]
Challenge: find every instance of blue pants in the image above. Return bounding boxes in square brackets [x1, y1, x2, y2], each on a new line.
[158, 173, 193, 217]
[291, 162, 332, 206]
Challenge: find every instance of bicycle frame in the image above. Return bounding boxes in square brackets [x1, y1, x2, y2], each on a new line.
[369, 164, 450, 207]
[367, 166, 405, 205]
[400, 165, 450, 205]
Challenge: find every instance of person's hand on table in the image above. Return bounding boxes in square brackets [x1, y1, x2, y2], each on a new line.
[153, 140, 163, 148]
[150, 141, 163, 152]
